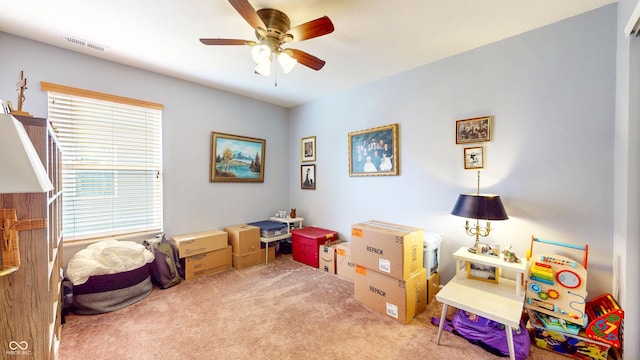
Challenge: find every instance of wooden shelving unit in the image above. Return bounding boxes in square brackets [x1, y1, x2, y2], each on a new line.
[0, 115, 63, 359]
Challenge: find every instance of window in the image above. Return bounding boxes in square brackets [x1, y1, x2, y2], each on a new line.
[42, 82, 163, 241]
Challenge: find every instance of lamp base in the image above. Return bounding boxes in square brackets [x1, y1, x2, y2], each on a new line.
[467, 246, 478, 254]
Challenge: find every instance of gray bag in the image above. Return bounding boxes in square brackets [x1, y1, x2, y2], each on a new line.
[144, 234, 184, 289]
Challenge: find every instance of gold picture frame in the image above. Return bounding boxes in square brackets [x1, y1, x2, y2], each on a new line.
[466, 261, 499, 283]
[348, 123, 399, 176]
[464, 146, 484, 169]
[456, 116, 492, 144]
[301, 136, 316, 162]
[210, 132, 265, 183]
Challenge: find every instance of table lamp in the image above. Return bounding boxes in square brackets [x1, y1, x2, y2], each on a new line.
[451, 171, 508, 253]
[0, 113, 53, 276]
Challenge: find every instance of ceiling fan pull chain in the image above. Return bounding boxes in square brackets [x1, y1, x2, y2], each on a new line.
[274, 57, 278, 87]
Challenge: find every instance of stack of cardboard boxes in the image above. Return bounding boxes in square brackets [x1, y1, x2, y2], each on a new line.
[224, 224, 275, 269]
[351, 220, 427, 324]
[171, 229, 232, 280]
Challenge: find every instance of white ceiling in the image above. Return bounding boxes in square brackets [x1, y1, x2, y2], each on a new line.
[0, 0, 616, 108]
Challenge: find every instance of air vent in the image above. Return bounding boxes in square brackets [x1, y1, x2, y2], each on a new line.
[62, 34, 106, 52]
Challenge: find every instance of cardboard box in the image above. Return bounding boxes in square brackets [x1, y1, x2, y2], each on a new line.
[351, 220, 424, 280]
[319, 242, 342, 274]
[224, 224, 261, 254]
[427, 271, 440, 304]
[232, 247, 275, 270]
[172, 230, 228, 258]
[336, 242, 356, 281]
[181, 245, 232, 280]
[291, 227, 339, 268]
[354, 266, 427, 324]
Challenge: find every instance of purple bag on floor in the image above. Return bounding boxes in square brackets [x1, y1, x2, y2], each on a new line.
[435, 309, 530, 359]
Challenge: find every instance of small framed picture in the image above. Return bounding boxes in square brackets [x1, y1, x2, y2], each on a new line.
[467, 261, 499, 283]
[301, 136, 316, 162]
[301, 164, 316, 190]
[456, 116, 492, 144]
[464, 146, 484, 169]
[476, 242, 499, 257]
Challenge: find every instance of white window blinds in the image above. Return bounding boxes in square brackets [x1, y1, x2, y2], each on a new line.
[43, 83, 163, 241]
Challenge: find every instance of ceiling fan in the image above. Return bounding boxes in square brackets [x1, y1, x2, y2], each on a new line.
[200, 0, 334, 76]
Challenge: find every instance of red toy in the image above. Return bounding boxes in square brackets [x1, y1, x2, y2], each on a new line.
[585, 293, 624, 349]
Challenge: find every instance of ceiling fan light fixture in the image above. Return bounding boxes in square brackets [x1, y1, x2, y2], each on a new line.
[254, 61, 271, 76]
[251, 44, 272, 64]
[277, 51, 297, 73]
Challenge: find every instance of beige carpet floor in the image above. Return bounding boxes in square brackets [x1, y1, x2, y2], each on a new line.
[60, 254, 567, 360]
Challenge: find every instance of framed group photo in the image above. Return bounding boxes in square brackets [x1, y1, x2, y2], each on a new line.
[456, 116, 491, 144]
[301, 164, 316, 190]
[210, 132, 265, 183]
[348, 123, 399, 176]
[301, 136, 316, 162]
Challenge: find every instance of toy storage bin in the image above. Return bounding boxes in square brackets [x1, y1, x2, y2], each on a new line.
[291, 226, 338, 268]
[528, 309, 610, 360]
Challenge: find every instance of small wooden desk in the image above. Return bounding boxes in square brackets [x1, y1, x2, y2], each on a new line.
[435, 247, 527, 360]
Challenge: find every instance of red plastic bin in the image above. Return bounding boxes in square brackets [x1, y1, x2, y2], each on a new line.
[291, 227, 338, 268]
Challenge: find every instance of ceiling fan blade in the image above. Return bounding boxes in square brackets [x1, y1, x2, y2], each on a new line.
[200, 38, 253, 46]
[287, 16, 334, 42]
[287, 49, 326, 71]
[228, 0, 266, 30]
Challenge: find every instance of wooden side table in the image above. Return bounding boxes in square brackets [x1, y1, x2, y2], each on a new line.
[435, 247, 527, 360]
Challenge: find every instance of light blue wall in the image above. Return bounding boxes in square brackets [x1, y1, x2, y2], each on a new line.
[289, 5, 617, 299]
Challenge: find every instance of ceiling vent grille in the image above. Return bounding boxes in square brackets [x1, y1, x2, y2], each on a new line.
[62, 34, 106, 52]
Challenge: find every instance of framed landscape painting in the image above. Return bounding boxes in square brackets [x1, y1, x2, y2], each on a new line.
[348, 123, 399, 176]
[210, 132, 265, 182]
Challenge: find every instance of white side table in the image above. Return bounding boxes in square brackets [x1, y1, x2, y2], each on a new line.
[435, 247, 528, 360]
[259, 217, 304, 265]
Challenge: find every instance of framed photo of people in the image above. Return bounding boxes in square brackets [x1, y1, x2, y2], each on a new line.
[456, 116, 491, 144]
[348, 123, 399, 176]
[301, 164, 316, 190]
[301, 136, 316, 162]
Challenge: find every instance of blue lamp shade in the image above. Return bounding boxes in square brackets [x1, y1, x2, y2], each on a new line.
[451, 194, 508, 220]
